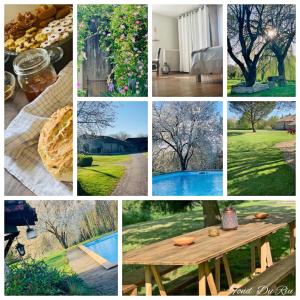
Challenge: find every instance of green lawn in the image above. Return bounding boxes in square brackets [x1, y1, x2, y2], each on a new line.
[227, 80, 296, 97]
[77, 154, 130, 195]
[228, 130, 295, 196]
[123, 201, 295, 295]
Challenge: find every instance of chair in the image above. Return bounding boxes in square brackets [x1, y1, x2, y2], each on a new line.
[152, 48, 161, 76]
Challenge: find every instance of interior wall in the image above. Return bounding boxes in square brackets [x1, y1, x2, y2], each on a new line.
[5, 5, 39, 23]
[152, 13, 179, 60]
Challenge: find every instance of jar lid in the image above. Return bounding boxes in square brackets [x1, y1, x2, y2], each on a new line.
[13, 48, 50, 76]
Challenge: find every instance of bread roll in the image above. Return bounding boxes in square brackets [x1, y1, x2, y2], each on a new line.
[38, 105, 73, 182]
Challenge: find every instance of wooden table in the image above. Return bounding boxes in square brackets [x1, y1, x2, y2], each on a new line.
[123, 214, 295, 296]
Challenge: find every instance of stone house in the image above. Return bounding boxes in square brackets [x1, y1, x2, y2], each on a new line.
[273, 115, 296, 130]
[78, 135, 148, 154]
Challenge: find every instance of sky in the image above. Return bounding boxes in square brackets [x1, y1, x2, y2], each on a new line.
[227, 102, 296, 119]
[104, 101, 148, 137]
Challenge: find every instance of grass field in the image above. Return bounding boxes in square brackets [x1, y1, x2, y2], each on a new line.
[77, 154, 130, 196]
[227, 80, 296, 97]
[228, 130, 295, 196]
[122, 201, 295, 295]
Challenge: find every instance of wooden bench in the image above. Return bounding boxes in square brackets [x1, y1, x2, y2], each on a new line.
[166, 269, 198, 294]
[122, 265, 179, 295]
[231, 253, 295, 296]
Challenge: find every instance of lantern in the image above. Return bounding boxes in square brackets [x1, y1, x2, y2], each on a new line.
[26, 227, 37, 240]
[15, 243, 25, 256]
[222, 207, 238, 230]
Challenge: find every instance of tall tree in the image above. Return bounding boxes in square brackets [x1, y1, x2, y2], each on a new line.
[201, 201, 221, 227]
[152, 102, 222, 171]
[30, 201, 94, 249]
[77, 101, 116, 135]
[227, 5, 270, 87]
[229, 101, 276, 132]
[267, 5, 295, 84]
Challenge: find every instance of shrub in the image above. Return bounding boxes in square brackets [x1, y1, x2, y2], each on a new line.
[5, 259, 89, 296]
[77, 155, 93, 167]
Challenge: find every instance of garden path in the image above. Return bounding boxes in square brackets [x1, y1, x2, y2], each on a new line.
[275, 141, 295, 169]
[112, 153, 147, 195]
[67, 248, 118, 295]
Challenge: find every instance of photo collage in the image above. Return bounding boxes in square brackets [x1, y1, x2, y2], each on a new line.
[3, 0, 297, 297]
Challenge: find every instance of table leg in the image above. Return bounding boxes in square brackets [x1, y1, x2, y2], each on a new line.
[260, 237, 268, 272]
[222, 254, 233, 288]
[289, 221, 296, 254]
[198, 263, 206, 296]
[204, 262, 218, 296]
[145, 265, 152, 296]
[150, 265, 167, 296]
[250, 241, 257, 275]
[266, 240, 273, 267]
[215, 258, 221, 292]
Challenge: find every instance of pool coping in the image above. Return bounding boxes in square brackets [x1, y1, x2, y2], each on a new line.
[152, 170, 223, 178]
[78, 244, 117, 270]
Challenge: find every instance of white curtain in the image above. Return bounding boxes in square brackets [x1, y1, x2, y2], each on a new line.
[178, 5, 222, 72]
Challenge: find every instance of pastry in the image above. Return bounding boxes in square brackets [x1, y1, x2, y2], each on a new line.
[59, 32, 69, 40]
[56, 6, 71, 19]
[38, 17, 55, 28]
[36, 5, 56, 21]
[40, 40, 52, 48]
[16, 45, 27, 53]
[5, 39, 15, 48]
[35, 32, 47, 43]
[65, 13, 73, 20]
[48, 20, 60, 27]
[14, 36, 25, 47]
[48, 33, 60, 43]
[65, 25, 73, 33]
[42, 27, 52, 34]
[53, 26, 65, 34]
[38, 105, 73, 182]
[60, 19, 72, 27]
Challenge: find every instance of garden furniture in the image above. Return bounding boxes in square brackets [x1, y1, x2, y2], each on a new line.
[122, 265, 178, 295]
[123, 214, 295, 296]
[231, 252, 295, 295]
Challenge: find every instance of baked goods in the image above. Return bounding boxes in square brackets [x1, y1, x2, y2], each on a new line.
[38, 105, 73, 182]
[4, 5, 73, 52]
[35, 5, 57, 21]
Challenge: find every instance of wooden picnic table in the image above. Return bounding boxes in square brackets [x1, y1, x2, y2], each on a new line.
[123, 213, 295, 296]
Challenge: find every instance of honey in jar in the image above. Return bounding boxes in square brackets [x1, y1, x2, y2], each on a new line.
[13, 48, 57, 102]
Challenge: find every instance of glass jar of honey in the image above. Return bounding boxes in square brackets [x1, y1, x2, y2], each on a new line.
[13, 48, 57, 102]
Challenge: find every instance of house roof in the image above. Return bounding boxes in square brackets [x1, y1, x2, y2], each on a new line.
[277, 115, 296, 122]
[79, 134, 129, 145]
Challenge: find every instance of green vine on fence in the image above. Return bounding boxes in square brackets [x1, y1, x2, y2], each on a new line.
[78, 5, 148, 96]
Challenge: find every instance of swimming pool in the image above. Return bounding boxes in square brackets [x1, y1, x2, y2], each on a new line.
[152, 171, 223, 196]
[79, 232, 118, 269]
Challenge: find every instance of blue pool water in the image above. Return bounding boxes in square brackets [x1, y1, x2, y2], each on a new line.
[84, 232, 118, 264]
[152, 171, 223, 196]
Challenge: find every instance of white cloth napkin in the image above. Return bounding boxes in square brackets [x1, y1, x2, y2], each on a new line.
[5, 61, 73, 196]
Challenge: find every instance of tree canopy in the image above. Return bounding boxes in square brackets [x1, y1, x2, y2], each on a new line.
[152, 102, 222, 172]
[229, 101, 276, 132]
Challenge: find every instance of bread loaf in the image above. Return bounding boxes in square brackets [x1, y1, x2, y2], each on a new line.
[38, 105, 73, 182]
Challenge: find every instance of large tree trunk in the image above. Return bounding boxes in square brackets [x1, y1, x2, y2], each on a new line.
[202, 201, 221, 227]
[244, 66, 257, 87]
[277, 56, 286, 86]
[55, 233, 68, 249]
[251, 121, 256, 133]
[179, 154, 187, 171]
